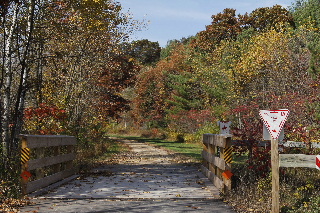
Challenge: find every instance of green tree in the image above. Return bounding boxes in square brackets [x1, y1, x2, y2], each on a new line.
[126, 39, 161, 65]
[166, 72, 204, 113]
[132, 44, 191, 127]
[293, 0, 320, 75]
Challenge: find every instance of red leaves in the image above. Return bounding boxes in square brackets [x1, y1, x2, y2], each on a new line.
[24, 103, 68, 134]
[24, 103, 67, 120]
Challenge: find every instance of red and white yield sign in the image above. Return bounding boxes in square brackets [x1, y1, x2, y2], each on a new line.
[259, 109, 290, 140]
[316, 155, 320, 170]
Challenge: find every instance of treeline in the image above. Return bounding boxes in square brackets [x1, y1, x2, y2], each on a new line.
[0, 0, 143, 198]
[1, 0, 320, 200]
[127, 0, 320, 144]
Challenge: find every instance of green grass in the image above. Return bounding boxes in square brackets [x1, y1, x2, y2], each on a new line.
[110, 135, 203, 161]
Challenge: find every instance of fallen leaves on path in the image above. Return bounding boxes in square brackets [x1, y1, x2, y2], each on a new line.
[0, 197, 33, 212]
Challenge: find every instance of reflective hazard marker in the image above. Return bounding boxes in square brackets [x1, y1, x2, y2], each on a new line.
[222, 170, 233, 180]
[316, 155, 320, 170]
[21, 147, 30, 164]
[21, 170, 32, 180]
[224, 147, 233, 163]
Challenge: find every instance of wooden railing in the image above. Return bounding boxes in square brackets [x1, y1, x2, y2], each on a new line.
[20, 135, 77, 194]
[201, 133, 233, 193]
[201, 134, 319, 194]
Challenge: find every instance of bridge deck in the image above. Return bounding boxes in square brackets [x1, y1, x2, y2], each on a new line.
[20, 139, 236, 212]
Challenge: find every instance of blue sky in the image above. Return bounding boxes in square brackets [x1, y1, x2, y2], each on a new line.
[119, 0, 295, 47]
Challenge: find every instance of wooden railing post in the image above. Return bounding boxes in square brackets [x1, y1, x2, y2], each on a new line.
[20, 135, 77, 195]
[20, 137, 30, 195]
[35, 147, 45, 179]
[201, 134, 233, 194]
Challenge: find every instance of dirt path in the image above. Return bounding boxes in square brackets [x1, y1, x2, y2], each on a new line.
[19, 139, 236, 212]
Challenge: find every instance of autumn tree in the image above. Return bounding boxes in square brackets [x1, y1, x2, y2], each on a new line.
[1, 0, 143, 198]
[194, 5, 294, 53]
[292, 0, 320, 76]
[249, 5, 295, 31]
[123, 39, 161, 66]
[194, 8, 249, 52]
[132, 44, 192, 128]
[32, 0, 143, 136]
[1, 0, 36, 157]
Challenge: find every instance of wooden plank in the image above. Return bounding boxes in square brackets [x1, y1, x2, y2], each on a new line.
[203, 134, 232, 147]
[202, 150, 226, 170]
[203, 134, 213, 145]
[35, 147, 45, 179]
[201, 165, 224, 190]
[220, 134, 233, 139]
[280, 141, 306, 148]
[20, 135, 76, 148]
[28, 153, 76, 170]
[232, 140, 270, 147]
[231, 140, 320, 148]
[279, 154, 316, 168]
[271, 138, 280, 213]
[213, 135, 225, 147]
[26, 168, 75, 194]
[21, 138, 28, 195]
[280, 141, 320, 149]
[312, 143, 320, 148]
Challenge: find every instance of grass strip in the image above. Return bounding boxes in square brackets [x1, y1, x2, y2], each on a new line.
[109, 135, 203, 161]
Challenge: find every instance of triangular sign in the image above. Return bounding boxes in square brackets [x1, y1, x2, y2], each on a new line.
[259, 109, 290, 140]
[316, 155, 320, 170]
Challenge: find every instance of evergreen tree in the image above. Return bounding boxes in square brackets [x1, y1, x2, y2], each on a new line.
[166, 73, 204, 114]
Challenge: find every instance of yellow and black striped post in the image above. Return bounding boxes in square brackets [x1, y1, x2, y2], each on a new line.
[20, 137, 31, 195]
[21, 147, 30, 164]
[223, 146, 233, 164]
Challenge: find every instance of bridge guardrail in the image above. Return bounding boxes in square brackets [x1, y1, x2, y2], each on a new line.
[20, 135, 76, 194]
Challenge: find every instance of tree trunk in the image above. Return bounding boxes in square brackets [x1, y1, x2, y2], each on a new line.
[12, 0, 36, 153]
[1, 2, 19, 158]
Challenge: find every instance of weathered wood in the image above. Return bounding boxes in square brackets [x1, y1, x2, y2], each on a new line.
[20, 135, 76, 148]
[202, 150, 225, 170]
[21, 138, 28, 195]
[223, 136, 232, 192]
[53, 146, 60, 173]
[214, 135, 225, 147]
[203, 134, 232, 148]
[280, 141, 320, 149]
[271, 138, 280, 213]
[203, 134, 212, 145]
[20, 135, 77, 195]
[35, 147, 45, 179]
[280, 154, 316, 168]
[26, 168, 75, 194]
[201, 165, 224, 190]
[65, 145, 74, 170]
[28, 153, 76, 170]
[232, 140, 320, 148]
[202, 134, 232, 193]
[280, 141, 306, 148]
